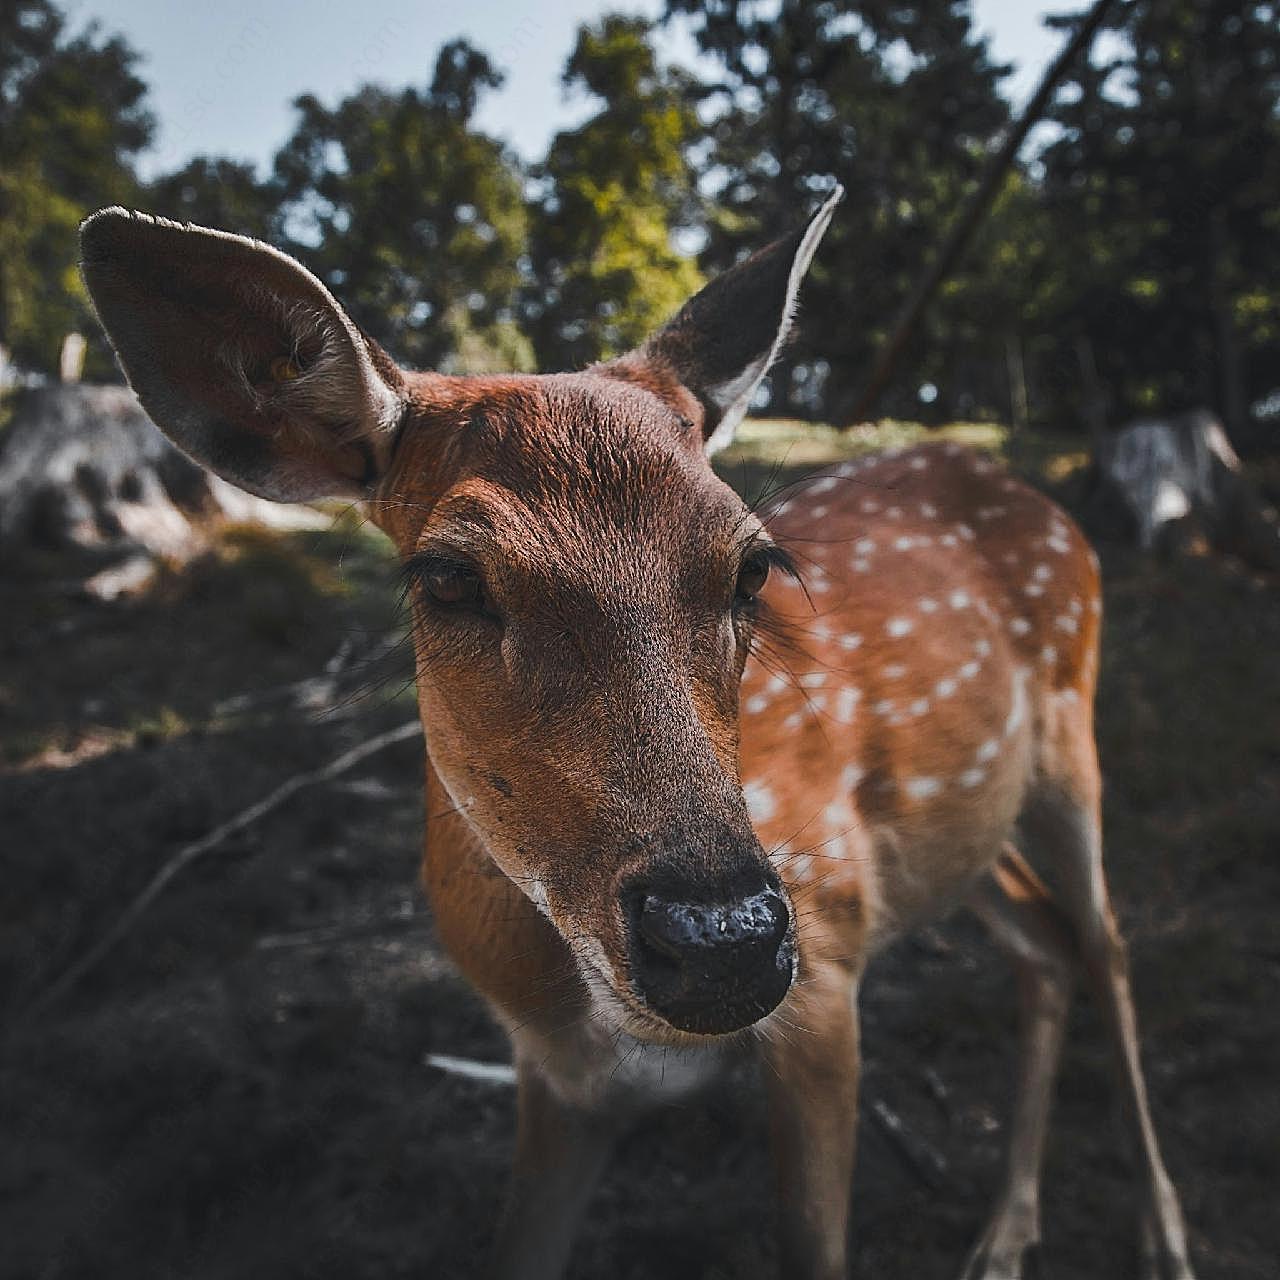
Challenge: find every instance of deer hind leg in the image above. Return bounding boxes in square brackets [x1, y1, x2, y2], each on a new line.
[1026, 714, 1196, 1280]
[961, 845, 1076, 1280]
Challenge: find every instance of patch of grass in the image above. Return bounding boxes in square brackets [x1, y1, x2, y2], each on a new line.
[0, 511, 404, 772]
[715, 416, 1091, 505]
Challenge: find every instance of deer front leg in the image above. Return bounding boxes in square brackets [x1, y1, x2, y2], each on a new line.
[760, 964, 861, 1280]
[491, 1061, 617, 1280]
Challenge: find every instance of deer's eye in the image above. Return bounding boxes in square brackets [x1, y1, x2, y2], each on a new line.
[735, 551, 771, 605]
[421, 561, 486, 610]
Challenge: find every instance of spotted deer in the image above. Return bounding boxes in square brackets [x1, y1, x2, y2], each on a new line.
[80, 189, 1195, 1280]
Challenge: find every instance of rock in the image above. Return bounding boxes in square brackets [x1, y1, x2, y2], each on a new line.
[0, 384, 329, 591]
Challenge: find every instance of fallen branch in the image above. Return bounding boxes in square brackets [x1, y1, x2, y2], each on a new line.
[25, 719, 422, 1018]
[425, 1053, 518, 1087]
[867, 1097, 950, 1190]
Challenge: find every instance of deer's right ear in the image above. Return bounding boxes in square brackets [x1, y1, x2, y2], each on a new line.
[79, 209, 405, 502]
[607, 186, 842, 455]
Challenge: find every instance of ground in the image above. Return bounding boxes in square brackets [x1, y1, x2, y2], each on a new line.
[2, 421, 1278, 1279]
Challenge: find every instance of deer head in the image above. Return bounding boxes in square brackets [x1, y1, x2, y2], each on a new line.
[80, 189, 841, 1040]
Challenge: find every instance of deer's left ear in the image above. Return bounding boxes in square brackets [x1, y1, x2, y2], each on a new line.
[608, 186, 842, 454]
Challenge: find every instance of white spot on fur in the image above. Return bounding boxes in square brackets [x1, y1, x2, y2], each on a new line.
[960, 660, 981, 679]
[894, 535, 915, 551]
[974, 638, 992, 657]
[950, 589, 971, 609]
[1046, 535, 1071, 554]
[887, 506, 904, 519]
[935, 677, 958, 698]
[860, 499, 881, 514]
[854, 538, 876, 555]
[822, 796, 853, 830]
[909, 697, 929, 716]
[1024, 582, 1045, 597]
[976, 739, 999, 763]
[745, 694, 769, 715]
[959, 768, 986, 789]
[833, 687, 861, 722]
[886, 617, 913, 638]
[1042, 645, 1057, 665]
[873, 699, 895, 717]
[909, 456, 928, 471]
[1004, 669, 1029, 737]
[799, 671, 827, 688]
[905, 777, 942, 800]
[1010, 617, 1032, 635]
[811, 476, 838, 495]
[918, 597, 939, 613]
[841, 763, 865, 790]
[919, 502, 938, 518]
[1034, 563, 1053, 582]
[744, 779, 776, 822]
[838, 632, 863, 651]
[1055, 615, 1079, 634]
[882, 663, 907, 679]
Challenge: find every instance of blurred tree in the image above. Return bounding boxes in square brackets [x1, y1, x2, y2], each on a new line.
[273, 40, 532, 373]
[0, 0, 151, 377]
[666, 0, 1011, 419]
[526, 15, 704, 370]
[146, 158, 280, 241]
[1038, 0, 1280, 440]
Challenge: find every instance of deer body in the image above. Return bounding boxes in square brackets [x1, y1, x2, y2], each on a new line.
[80, 193, 1195, 1280]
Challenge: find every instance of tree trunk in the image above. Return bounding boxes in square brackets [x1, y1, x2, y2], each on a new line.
[841, 0, 1121, 426]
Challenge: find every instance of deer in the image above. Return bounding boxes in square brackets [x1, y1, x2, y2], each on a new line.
[79, 188, 1196, 1280]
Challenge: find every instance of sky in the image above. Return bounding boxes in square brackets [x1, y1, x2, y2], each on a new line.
[68, 0, 1072, 180]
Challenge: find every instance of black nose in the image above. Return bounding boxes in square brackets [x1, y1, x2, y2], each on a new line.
[625, 879, 793, 1034]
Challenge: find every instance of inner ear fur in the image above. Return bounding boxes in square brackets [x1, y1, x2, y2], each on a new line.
[80, 208, 405, 502]
[605, 186, 843, 455]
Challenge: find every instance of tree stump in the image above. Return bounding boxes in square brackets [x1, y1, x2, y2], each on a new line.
[1095, 408, 1280, 572]
[0, 384, 328, 598]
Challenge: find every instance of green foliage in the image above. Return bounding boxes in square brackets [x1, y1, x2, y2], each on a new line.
[0, 0, 151, 375]
[526, 16, 704, 369]
[272, 40, 531, 372]
[146, 157, 280, 241]
[669, 0, 1012, 419]
[1036, 0, 1280, 434]
[6, 0, 1279, 445]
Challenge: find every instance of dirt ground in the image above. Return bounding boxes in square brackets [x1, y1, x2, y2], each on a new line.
[2, 433, 1278, 1279]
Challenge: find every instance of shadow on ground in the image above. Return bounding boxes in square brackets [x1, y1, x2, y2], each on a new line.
[2, 429, 1277, 1278]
